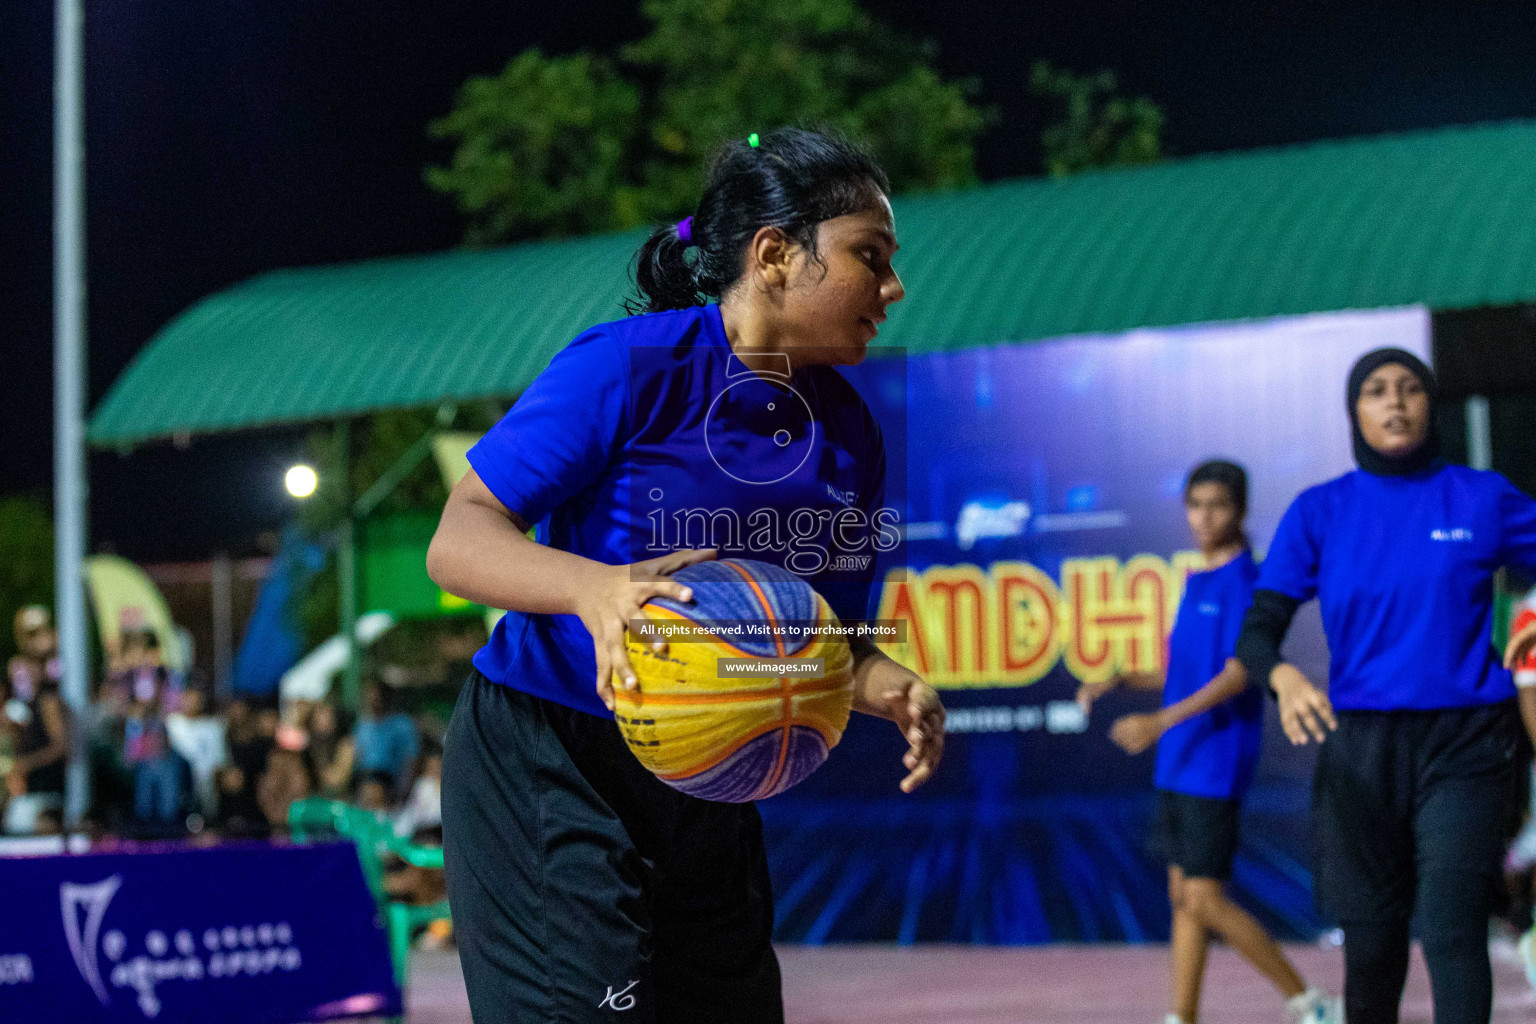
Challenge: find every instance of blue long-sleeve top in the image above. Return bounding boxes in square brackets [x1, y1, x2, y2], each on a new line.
[1239, 463, 1536, 711]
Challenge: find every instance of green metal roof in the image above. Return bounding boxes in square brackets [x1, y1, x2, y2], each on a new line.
[91, 119, 1536, 446]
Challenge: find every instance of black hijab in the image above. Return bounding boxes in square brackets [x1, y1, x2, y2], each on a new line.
[1346, 347, 1439, 476]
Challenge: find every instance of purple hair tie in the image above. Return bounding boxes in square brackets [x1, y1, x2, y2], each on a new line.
[676, 216, 694, 246]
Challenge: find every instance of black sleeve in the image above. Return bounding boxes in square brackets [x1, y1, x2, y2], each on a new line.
[1234, 588, 1301, 692]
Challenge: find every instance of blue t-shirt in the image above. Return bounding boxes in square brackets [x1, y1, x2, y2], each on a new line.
[1155, 550, 1263, 799]
[467, 304, 887, 718]
[1258, 463, 1536, 711]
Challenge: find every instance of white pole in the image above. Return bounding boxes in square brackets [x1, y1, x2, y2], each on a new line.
[211, 552, 234, 702]
[1465, 394, 1492, 471]
[54, 0, 91, 827]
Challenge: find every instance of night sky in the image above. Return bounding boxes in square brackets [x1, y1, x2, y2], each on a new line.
[4, 0, 1536, 559]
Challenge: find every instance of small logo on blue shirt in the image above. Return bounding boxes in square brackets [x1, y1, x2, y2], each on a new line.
[826, 484, 857, 508]
[1430, 528, 1473, 542]
[1198, 602, 1220, 616]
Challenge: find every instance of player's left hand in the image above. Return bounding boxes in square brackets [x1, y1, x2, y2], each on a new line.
[874, 672, 945, 793]
[1109, 712, 1164, 755]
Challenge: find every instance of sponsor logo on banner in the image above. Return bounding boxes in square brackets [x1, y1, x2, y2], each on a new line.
[876, 550, 1205, 689]
[61, 875, 120, 1004]
[954, 501, 1031, 551]
[944, 701, 1089, 735]
[60, 875, 304, 1019]
[0, 953, 34, 986]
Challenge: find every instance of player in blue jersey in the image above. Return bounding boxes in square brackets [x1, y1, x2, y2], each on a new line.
[1236, 348, 1536, 1024]
[426, 128, 944, 1024]
[1080, 461, 1339, 1024]
[1500, 608, 1536, 992]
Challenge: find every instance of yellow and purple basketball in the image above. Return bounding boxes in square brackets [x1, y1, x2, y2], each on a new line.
[613, 558, 854, 802]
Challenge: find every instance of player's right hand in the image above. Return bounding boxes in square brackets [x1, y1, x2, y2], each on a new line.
[574, 548, 716, 711]
[1271, 663, 1336, 745]
[1109, 712, 1164, 755]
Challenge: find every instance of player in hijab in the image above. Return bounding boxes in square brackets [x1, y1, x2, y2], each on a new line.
[1236, 348, 1536, 1024]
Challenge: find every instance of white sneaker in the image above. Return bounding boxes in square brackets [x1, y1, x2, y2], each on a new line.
[1520, 926, 1536, 991]
[1286, 986, 1343, 1024]
[1164, 1015, 1189, 1024]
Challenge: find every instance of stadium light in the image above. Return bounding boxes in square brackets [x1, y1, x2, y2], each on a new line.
[285, 464, 318, 499]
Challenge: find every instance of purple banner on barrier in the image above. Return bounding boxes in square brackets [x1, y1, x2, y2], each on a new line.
[0, 842, 400, 1023]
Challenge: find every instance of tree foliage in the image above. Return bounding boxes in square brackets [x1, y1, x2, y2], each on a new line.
[0, 496, 56, 664]
[1030, 61, 1163, 178]
[428, 0, 989, 244]
[426, 52, 643, 245]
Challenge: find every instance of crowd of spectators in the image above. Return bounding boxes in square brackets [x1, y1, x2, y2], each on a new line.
[2, 606, 69, 836]
[2, 606, 446, 857]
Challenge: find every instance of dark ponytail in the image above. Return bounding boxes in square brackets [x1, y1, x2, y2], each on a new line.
[632, 222, 700, 315]
[629, 222, 697, 316]
[626, 126, 891, 315]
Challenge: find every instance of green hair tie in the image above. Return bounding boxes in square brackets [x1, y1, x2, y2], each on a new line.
[747, 132, 760, 148]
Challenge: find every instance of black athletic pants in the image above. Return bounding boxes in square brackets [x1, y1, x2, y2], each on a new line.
[442, 672, 783, 1024]
[1312, 700, 1521, 1024]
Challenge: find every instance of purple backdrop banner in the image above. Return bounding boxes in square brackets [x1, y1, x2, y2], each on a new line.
[0, 842, 400, 1023]
[760, 306, 1432, 943]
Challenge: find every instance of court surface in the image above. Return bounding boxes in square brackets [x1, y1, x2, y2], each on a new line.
[399, 938, 1536, 1023]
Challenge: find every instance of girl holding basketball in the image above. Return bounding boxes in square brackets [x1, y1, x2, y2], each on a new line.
[1078, 461, 1339, 1024]
[428, 127, 944, 1024]
[1235, 348, 1536, 1024]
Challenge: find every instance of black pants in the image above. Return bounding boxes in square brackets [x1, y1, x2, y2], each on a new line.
[442, 673, 783, 1024]
[1313, 700, 1521, 1024]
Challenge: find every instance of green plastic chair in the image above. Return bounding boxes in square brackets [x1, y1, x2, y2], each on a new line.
[287, 797, 451, 994]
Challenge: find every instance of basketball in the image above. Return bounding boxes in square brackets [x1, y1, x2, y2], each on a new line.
[613, 558, 855, 802]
